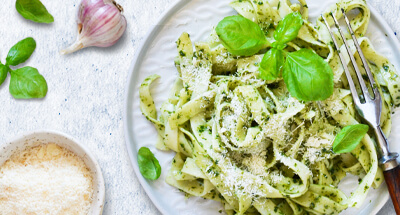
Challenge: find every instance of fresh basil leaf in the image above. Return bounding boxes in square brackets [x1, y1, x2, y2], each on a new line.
[283, 49, 333, 101]
[259, 48, 285, 81]
[0, 64, 8, 86]
[9, 66, 47, 99]
[6, 37, 36, 66]
[216, 15, 267, 56]
[274, 12, 303, 45]
[333, 124, 369, 154]
[16, 0, 54, 23]
[137, 147, 161, 180]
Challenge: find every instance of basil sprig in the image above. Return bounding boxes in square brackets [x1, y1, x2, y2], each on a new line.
[260, 12, 333, 101]
[216, 15, 268, 56]
[332, 124, 369, 154]
[216, 12, 334, 101]
[16, 0, 54, 23]
[137, 147, 162, 180]
[0, 37, 48, 99]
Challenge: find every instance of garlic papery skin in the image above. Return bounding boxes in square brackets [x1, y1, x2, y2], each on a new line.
[61, 0, 127, 55]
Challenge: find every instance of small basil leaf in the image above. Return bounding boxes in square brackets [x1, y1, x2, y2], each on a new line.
[0, 64, 9, 86]
[283, 49, 333, 101]
[6, 37, 36, 66]
[9, 66, 48, 99]
[137, 147, 161, 180]
[333, 124, 369, 154]
[259, 48, 285, 81]
[216, 15, 267, 56]
[274, 12, 303, 45]
[16, 0, 54, 23]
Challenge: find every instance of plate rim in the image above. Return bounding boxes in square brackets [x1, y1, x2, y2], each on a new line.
[123, 1, 190, 214]
[123, 1, 400, 214]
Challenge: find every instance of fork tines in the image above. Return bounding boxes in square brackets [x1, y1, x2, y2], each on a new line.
[321, 9, 379, 104]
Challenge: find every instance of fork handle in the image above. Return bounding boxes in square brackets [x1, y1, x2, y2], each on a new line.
[383, 163, 400, 214]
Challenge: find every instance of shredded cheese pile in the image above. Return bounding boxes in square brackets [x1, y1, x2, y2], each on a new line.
[0, 143, 94, 215]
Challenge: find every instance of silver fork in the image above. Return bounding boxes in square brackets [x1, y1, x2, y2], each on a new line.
[322, 9, 400, 212]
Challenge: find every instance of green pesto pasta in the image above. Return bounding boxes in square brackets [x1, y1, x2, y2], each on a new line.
[139, 0, 400, 214]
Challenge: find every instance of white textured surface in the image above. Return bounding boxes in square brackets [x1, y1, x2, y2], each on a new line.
[0, 0, 398, 215]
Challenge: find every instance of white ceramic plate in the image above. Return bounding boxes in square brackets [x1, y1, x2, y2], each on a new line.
[124, 0, 400, 214]
[0, 130, 105, 215]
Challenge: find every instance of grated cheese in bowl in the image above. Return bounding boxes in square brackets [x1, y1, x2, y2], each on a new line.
[0, 143, 94, 215]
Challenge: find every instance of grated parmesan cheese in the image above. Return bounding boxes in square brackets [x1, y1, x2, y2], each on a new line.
[304, 136, 331, 148]
[242, 154, 267, 176]
[0, 143, 93, 215]
[303, 146, 334, 165]
[269, 172, 285, 185]
[217, 158, 269, 197]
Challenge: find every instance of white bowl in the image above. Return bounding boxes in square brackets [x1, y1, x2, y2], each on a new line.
[0, 130, 105, 215]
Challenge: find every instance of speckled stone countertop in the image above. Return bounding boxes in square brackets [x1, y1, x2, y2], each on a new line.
[0, 0, 398, 214]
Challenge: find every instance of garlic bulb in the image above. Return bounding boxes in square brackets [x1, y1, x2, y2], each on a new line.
[61, 0, 127, 54]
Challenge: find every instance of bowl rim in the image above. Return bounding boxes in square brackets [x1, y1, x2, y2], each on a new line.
[0, 129, 105, 215]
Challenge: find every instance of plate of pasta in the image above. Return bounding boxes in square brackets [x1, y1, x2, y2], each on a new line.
[124, 0, 400, 214]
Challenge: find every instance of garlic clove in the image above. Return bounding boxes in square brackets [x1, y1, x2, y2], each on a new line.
[61, 0, 127, 55]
